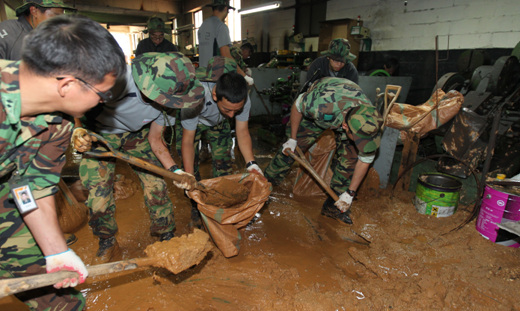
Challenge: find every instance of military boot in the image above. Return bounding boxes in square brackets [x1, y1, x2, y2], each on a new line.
[190, 200, 202, 229]
[159, 231, 175, 242]
[94, 236, 121, 263]
[321, 196, 353, 225]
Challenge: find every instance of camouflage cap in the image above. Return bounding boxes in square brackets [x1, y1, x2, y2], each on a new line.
[132, 52, 205, 109]
[230, 46, 246, 69]
[321, 38, 356, 63]
[303, 58, 313, 67]
[16, 0, 76, 16]
[300, 77, 381, 153]
[144, 17, 168, 34]
[199, 56, 238, 82]
[205, 0, 236, 10]
[346, 105, 384, 154]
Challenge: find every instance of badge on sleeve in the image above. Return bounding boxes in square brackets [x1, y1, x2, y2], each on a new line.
[9, 171, 37, 214]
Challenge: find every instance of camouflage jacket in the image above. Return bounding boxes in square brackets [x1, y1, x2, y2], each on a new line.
[296, 77, 383, 154]
[0, 60, 73, 200]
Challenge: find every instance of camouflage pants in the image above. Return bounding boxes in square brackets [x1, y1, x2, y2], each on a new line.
[175, 119, 233, 179]
[79, 128, 174, 239]
[264, 118, 359, 194]
[0, 186, 85, 310]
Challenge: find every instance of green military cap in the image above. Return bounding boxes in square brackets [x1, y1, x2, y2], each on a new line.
[132, 52, 205, 109]
[346, 105, 384, 154]
[303, 58, 313, 67]
[199, 56, 238, 82]
[144, 16, 168, 34]
[16, 0, 76, 16]
[321, 38, 356, 63]
[230, 46, 246, 69]
[205, 0, 236, 10]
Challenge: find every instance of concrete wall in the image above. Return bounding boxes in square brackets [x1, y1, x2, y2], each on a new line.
[326, 0, 520, 51]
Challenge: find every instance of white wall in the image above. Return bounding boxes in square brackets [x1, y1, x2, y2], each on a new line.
[326, 0, 520, 51]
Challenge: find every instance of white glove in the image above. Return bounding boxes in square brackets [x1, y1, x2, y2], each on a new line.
[244, 75, 254, 86]
[247, 163, 264, 176]
[245, 68, 252, 76]
[45, 249, 88, 289]
[71, 128, 97, 153]
[334, 191, 354, 212]
[172, 169, 197, 191]
[282, 138, 297, 156]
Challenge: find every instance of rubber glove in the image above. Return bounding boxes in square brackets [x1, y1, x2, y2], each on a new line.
[247, 163, 264, 176]
[71, 128, 97, 153]
[244, 75, 254, 86]
[335, 191, 354, 213]
[45, 249, 88, 289]
[282, 138, 297, 156]
[172, 169, 197, 191]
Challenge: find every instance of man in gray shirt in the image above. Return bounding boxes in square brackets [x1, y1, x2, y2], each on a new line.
[0, 0, 74, 60]
[179, 57, 261, 180]
[74, 52, 203, 262]
[198, 0, 251, 84]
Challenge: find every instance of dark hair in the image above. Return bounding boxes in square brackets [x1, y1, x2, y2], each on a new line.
[22, 14, 126, 84]
[241, 42, 254, 54]
[215, 73, 248, 103]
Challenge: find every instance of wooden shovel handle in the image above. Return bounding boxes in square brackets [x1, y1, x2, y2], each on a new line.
[83, 131, 201, 190]
[287, 148, 339, 201]
[0, 258, 155, 299]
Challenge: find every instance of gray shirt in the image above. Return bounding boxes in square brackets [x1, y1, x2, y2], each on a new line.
[92, 65, 176, 134]
[181, 82, 250, 131]
[0, 16, 33, 60]
[197, 16, 231, 67]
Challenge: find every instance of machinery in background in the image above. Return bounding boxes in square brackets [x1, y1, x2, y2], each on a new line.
[435, 49, 520, 179]
[259, 72, 301, 124]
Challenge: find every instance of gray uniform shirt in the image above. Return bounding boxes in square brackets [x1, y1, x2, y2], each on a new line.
[181, 82, 250, 131]
[197, 16, 231, 67]
[0, 16, 33, 60]
[92, 65, 175, 134]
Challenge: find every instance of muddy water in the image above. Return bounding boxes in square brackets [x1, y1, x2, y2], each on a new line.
[2, 147, 520, 310]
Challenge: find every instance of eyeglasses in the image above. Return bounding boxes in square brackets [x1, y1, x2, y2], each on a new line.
[150, 33, 164, 40]
[57, 77, 113, 103]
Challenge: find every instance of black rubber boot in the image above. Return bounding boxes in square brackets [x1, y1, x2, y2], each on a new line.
[190, 199, 202, 229]
[95, 236, 121, 263]
[321, 196, 353, 225]
[159, 231, 175, 241]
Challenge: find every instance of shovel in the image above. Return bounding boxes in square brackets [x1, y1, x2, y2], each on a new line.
[83, 131, 241, 205]
[286, 147, 339, 202]
[0, 229, 212, 299]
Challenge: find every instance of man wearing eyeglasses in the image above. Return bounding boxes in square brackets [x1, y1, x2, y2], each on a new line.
[0, 0, 75, 60]
[0, 15, 126, 310]
[304, 38, 359, 89]
[73, 52, 203, 263]
[135, 17, 178, 56]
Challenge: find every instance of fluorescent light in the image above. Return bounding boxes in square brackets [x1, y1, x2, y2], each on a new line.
[238, 1, 281, 15]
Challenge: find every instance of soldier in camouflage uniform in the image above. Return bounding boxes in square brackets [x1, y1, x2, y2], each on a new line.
[264, 77, 383, 224]
[0, 15, 126, 310]
[75, 52, 203, 262]
[0, 0, 75, 60]
[304, 38, 359, 87]
[135, 16, 178, 56]
[177, 56, 262, 180]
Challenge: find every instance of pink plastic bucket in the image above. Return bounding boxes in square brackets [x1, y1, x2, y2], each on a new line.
[476, 185, 520, 247]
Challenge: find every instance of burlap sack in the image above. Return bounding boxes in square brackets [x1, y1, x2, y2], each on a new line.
[385, 89, 464, 136]
[188, 173, 271, 258]
[293, 130, 336, 198]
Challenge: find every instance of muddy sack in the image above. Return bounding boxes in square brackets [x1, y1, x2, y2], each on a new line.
[188, 173, 271, 258]
[385, 89, 463, 136]
[293, 130, 335, 198]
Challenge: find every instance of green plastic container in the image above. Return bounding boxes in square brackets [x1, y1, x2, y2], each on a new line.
[414, 173, 462, 217]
